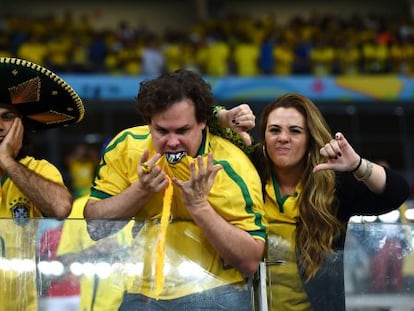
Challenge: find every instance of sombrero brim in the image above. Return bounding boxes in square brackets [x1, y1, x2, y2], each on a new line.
[0, 57, 84, 132]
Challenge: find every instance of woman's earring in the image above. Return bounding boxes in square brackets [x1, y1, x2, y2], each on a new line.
[263, 145, 268, 159]
[307, 152, 311, 164]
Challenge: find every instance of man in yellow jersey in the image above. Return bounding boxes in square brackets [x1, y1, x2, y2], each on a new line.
[84, 69, 266, 310]
[0, 57, 84, 311]
[57, 195, 134, 311]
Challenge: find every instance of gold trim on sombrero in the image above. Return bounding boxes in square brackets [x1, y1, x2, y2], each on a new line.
[9, 77, 41, 105]
[0, 57, 85, 122]
[26, 110, 76, 124]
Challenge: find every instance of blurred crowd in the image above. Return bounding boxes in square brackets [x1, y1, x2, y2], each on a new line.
[1, 11, 414, 76]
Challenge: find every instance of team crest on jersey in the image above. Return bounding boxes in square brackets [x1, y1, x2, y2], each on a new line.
[11, 204, 30, 226]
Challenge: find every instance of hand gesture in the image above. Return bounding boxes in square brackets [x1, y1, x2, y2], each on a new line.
[218, 104, 255, 145]
[0, 118, 23, 169]
[137, 150, 169, 193]
[313, 132, 361, 173]
[173, 153, 222, 209]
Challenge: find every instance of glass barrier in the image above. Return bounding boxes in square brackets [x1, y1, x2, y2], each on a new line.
[1, 218, 255, 311]
[259, 222, 414, 311]
[344, 222, 414, 311]
[0, 218, 413, 311]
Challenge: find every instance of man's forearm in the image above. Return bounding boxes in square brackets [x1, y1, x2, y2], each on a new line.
[5, 160, 72, 218]
[189, 203, 264, 276]
[84, 182, 153, 240]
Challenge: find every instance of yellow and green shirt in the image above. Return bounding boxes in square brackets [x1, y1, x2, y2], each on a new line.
[0, 156, 65, 311]
[89, 126, 266, 299]
[265, 174, 313, 311]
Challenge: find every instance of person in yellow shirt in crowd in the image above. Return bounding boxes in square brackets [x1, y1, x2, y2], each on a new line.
[233, 34, 260, 76]
[16, 33, 48, 66]
[309, 37, 336, 76]
[388, 36, 414, 75]
[115, 38, 143, 75]
[361, 35, 390, 73]
[65, 142, 100, 199]
[335, 39, 361, 75]
[273, 35, 295, 75]
[163, 33, 185, 73]
[0, 57, 84, 311]
[201, 33, 231, 76]
[84, 69, 266, 310]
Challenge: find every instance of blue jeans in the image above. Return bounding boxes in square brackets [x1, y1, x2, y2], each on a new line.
[118, 282, 253, 311]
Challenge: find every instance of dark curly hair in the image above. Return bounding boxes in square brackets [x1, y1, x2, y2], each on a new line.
[135, 69, 214, 124]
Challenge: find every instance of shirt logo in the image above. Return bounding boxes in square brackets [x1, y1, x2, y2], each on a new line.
[11, 204, 30, 226]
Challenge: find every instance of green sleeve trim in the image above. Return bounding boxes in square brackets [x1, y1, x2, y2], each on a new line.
[215, 159, 266, 233]
[1, 175, 8, 187]
[104, 130, 150, 153]
[90, 188, 112, 200]
[92, 130, 150, 188]
[248, 230, 267, 240]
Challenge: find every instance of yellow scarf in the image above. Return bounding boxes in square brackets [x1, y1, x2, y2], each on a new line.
[154, 176, 173, 297]
[153, 148, 208, 297]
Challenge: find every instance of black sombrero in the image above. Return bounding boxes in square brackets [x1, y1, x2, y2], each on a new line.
[0, 57, 84, 131]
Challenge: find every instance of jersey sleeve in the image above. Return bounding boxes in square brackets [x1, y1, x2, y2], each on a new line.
[89, 128, 149, 200]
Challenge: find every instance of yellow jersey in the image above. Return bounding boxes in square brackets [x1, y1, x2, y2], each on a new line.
[90, 126, 266, 299]
[0, 156, 66, 311]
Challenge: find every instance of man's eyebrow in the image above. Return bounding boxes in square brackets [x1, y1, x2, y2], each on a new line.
[154, 124, 191, 131]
